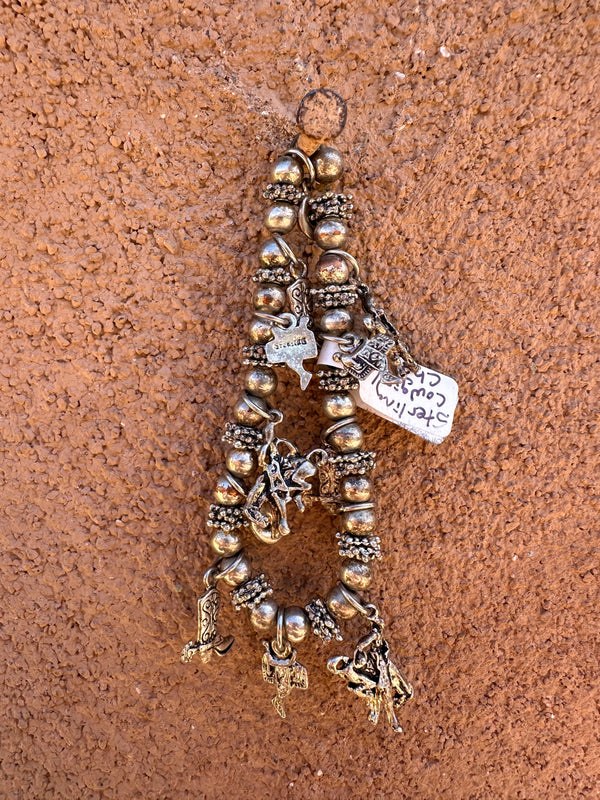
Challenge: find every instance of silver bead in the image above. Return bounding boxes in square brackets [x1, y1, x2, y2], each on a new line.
[271, 154, 303, 186]
[253, 283, 286, 314]
[312, 144, 344, 184]
[341, 508, 376, 533]
[314, 218, 348, 250]
[214, 473, 245, 506]
[323, 392, 356, 420]
[327, 421, 363, 453]
[316, 252, 350, 285]
[340, 475, 372, 502]
[225, 448, 257, 478]
[210, 529, 243, 557]
[248, 318, 274, 344]
[283, 605, 310, 645]
[340, 559, 373, 591]
[326, 584, 359, 620]
[264, 202, 297, 234]
[245, 366, 278, 398]
[318, 307, 353, 335]
[220, 552, 252, 587]
[249, 597, 278, 634]
[233, 394, 268, 426]
[258, 237, 288, 268]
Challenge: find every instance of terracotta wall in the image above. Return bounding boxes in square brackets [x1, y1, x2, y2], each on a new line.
[0, 1, 597, 798]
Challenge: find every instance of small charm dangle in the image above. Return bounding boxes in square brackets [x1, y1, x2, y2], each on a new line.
[262, 615, 309, 718]
[181, 567, 234, 663]
[328, 605, 413, 733]
[265, 312, 318, 390]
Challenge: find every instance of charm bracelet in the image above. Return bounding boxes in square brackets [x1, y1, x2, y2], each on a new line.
[181, 90, 459, 732]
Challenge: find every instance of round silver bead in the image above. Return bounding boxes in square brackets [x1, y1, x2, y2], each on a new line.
[327, 421, 364, 453]
[326, 584, 359, 620]
[340, 475, 372, 503]
[249, 597, 278, 634]
[245, 366, 278, 398]
[318, 308, 353, 335]
[213, 473, 245, 506]
[253, 284, 286, 314]
[264, 202, 297, 234]
[232, 394, 268, 426]
[340, 559, 373, 591]
[313, 218, 349, 250]
[225, 448, 257, 478]
[220, 552, 252, 587]
[210, 529, 243, 557]
[271, 154, 303, 186]
[248, 318, 274, 344]
[341, 508, 376, 533]
[312, 144, 344, 184]
[283, 606, 310, 645]
[323, 392, 356, 420]
[316, 252, 350, 285]
[258, 238, 289, 268]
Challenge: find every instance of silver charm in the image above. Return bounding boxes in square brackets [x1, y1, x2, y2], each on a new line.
[181, 583, 234, 664]
[262, 641, 308, 718]
[328, 609, 412, 733]
[265, 312, 317, 390]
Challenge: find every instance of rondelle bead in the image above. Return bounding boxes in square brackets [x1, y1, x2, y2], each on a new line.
[342, 508, 376, 533]
[245, 366, 278, 398]
[316, 252, 350, 285]
[253, 284, 286, 314]
[214, 473, 245, 506]
[318, 308, 353, 335]
[283, 606, 310, 645]
[264, 202, 297, 234]
[312, 144, 344, 184]
[248, 318, 274, 344]
[233, 394, 269, 426]
[323, 392, 356, 420]
[327, 421, 364, 453]
[258, 237, 289, 268]
[220, 552, 252, 587]
[271, 154, 303, 186]
[340, 475, 373, 503]
[326, 584, 360, 620]
[249, 597, 278, 634]
[313, 218, 349, 250]
[340, 559, 373, 592]
[210, 529, 243, 557]
[225, 448, 257, 478]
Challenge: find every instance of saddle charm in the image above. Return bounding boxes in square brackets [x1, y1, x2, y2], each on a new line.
[181, 580, 234, 664]
[262, 640, 308, 719]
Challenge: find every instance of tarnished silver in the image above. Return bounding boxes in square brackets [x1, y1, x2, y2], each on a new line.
[284, 147, 316, 186]
[322, 415, 358, 442]
[181, 567, 234, 664]
[328, 608, 413, 733]
[262, 640, 308, 718]
[286, 276, 311, 320]
[265, 312, 317, 390]
[326, 248, 360, 280]
[339, 501, 375, 513]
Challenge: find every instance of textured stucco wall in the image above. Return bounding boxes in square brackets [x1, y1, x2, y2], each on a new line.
[0, 1, 598, 798]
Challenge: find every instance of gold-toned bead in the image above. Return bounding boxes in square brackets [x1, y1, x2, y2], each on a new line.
[232, 394, 268, 426]
[210, 529, 243, 557]
[327, 421, 363, 453]
[258, 237, 288, 268]
[312, 144, 344, 184]
[283, 606, 310, 645]
[249, 597, 278, 633]
[264, 202, 297, 234]
[253, 284, 286, 314]
[316, 252, 350, 285]
[313, 218, 348, 250]
[341, 508, 376, 533]
[271, 154, 303, 186]
[225, 448, 257, 478]
[220, 552, 252, 587]
[340, 475, 372, 502]
[214, 473, 245, 506]
[340, 559, 373, 592]
[245, 366, 278, 398]
[326, 584, 359, 620]
[323, 392, 356, 420]
[318, 308, 353, 335]
[248, 318, 274, 344]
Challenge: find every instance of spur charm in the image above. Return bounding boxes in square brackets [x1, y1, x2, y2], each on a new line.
[265, 312, 317, 390]
[328, 611, 413, 733]
[181, 586, 234, 664]
[262, 641, 308, 718]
